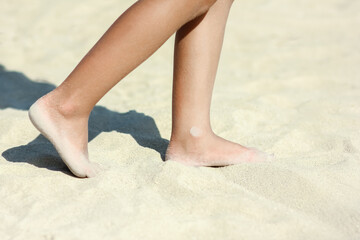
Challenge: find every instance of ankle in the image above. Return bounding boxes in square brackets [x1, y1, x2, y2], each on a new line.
[168, 126, 215, 153]
[57, 101, 85, 118]
[39, 91, 90, 119]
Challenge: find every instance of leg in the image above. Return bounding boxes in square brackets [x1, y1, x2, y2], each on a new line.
[29, 0, 218, 177]
[166, 0, 272, 166]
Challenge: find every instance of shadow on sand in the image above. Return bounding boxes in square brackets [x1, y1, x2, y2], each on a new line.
[0, 65, 169, 174]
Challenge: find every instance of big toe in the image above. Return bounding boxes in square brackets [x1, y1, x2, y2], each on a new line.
[85, 162, 103, 178]
[248, 147, 275, 162]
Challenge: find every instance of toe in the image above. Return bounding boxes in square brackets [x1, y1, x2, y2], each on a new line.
[248, 147, 273, 162]
[86, 162, 103, 178]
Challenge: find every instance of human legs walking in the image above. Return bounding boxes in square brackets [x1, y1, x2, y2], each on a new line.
[29, 0, 270, 177]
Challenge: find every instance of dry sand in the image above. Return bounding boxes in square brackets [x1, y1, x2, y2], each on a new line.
[1, 0, 360, 239]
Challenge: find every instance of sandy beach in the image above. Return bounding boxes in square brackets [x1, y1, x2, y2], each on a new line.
[1, 0, 360, 239]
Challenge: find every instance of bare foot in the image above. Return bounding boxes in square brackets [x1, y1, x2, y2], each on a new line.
[28, 95, 102, 177]
[165, 129, 274, 167]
